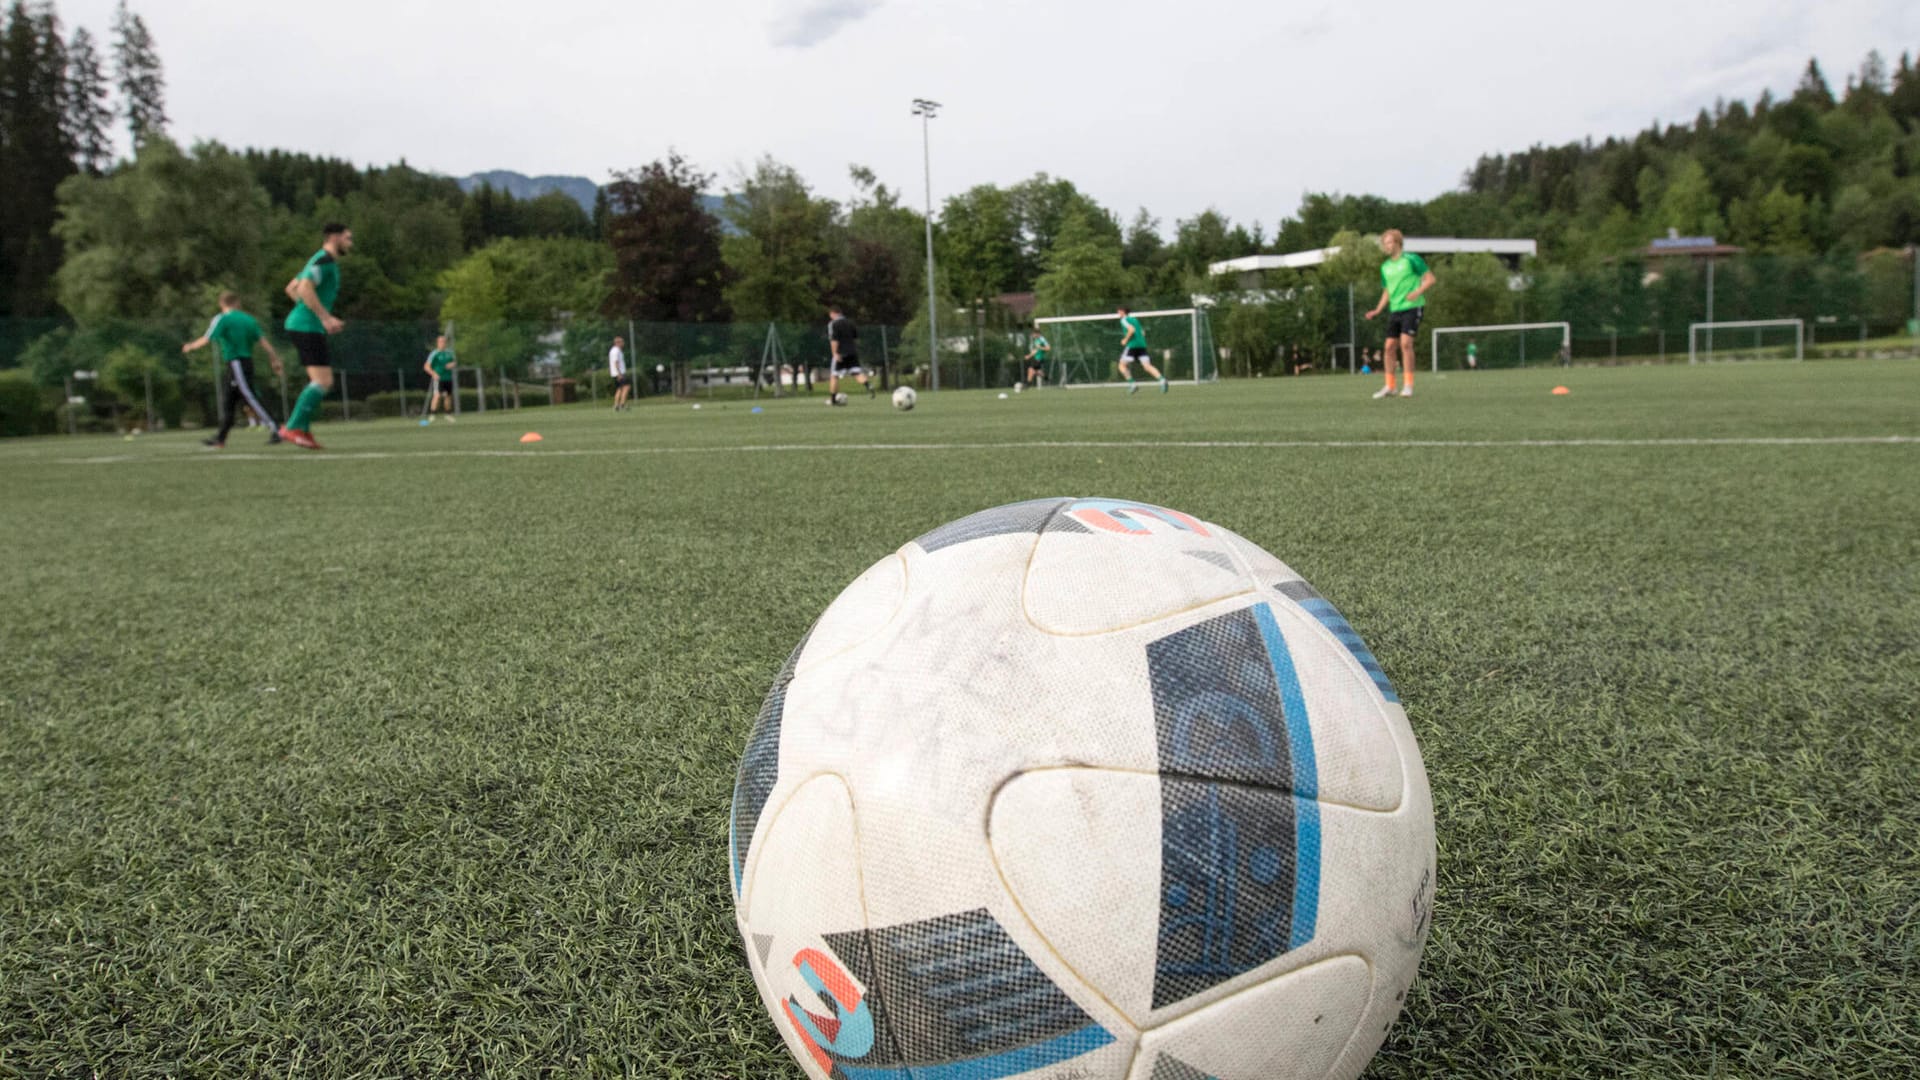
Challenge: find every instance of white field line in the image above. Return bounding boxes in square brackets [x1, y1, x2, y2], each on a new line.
[48, 434, 1920, 465]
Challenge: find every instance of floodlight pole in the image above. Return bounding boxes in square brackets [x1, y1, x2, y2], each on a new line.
[913, 98, 941, 391]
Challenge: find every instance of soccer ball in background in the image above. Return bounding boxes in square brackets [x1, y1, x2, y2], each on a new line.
[731, 498, 1434, 1080]
[830, 392, 850, 407]
[892, 386, 917, 411]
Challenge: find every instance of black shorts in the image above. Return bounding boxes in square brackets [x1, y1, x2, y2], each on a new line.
[1028, 359, 1047, 371]
[289, 330, 331, 369]
[832, 359, 863, 377]
[1385, 308, 1424, 339]
[613, 373, 632, 388]
[430, 373, 452, 391]
[1122, 347, 1149, 360]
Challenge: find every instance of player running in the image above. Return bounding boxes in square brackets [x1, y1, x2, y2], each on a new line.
[1024, 331, 1050, 388]
[183, 292, 284, 448]
[421, 335, 457, 424]
[1117, 306, 1166, 394]
[279, 223, 352, 448]
[827, 304, 871, 404]
[609, 336, 632, 411]
[1362, 229, 1435, 398]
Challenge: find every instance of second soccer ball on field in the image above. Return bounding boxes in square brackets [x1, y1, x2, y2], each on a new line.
[892, 387, 917, 411]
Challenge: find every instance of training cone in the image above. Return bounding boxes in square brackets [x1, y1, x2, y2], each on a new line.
[1551, 386, 1571, 395]
[520, 432, 543, 443]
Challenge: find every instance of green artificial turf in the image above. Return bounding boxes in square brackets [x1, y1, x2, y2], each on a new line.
[1, 361, 1916, 1077]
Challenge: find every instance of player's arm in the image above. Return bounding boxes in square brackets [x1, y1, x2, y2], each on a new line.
[423, 354, 437, 376]
[258, 336, 284, 376]
[1120, 323, 1136, 348]
[181, 334, 210, 355]
[286, 273, 344, 333]
[1364, 289, 1391, 320]
[1407, 263, 1437, 304]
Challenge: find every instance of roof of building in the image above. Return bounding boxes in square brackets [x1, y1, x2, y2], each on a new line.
[1209, 237, 1539, 276]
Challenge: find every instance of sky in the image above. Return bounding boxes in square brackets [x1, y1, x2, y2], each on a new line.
[59, 0, 1920, 239]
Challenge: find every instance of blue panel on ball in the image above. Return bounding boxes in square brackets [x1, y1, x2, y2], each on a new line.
[913, 498, 1076, 553]
[1147, 604, 1322, 1008]
[1275, 580, 1399, 703]
[819, 909, 1112, 1078]
[731, 628, 810, 894]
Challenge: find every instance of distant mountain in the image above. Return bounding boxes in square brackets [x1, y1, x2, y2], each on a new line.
[455, 171, 736, 232]
[458, 171, 598, 211]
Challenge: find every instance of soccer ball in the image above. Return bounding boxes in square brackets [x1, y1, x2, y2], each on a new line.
[830, 392, 849, 407]
[1014, 381, 1025, 393]
[731, 499, 1435, 1080]
[891, 386, 917, 411]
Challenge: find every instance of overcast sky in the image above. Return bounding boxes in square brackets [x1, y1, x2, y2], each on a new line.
[59, 0, 1920, 238]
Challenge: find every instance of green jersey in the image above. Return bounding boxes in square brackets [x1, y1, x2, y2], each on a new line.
[1120, 315, 1146, 350]
[427, 349, 456, 379]
[1380, 252, 1430, 312]
[1031, 335, 1050, 359]
[285, 249, 341, 333]
[207, 310, 263, 361]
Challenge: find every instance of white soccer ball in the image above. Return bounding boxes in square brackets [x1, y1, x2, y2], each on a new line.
[731, 499, 1435, 1080]
[831, 392, 850, 407]
[1014, 382, 1025, 393]
[891, 387, 917, 411]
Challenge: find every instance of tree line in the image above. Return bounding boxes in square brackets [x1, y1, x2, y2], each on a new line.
[1, 0, 1915, 406]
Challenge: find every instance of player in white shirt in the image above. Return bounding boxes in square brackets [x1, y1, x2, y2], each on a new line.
[609, 336, 632, 412]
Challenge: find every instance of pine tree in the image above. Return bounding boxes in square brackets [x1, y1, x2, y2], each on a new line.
[111, 1, 165, 147]
[0, 1, 77, 316]
[65, 26, 111, 174]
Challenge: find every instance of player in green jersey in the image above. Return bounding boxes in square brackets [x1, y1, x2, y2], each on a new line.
[280, 223, 353, 448]
[1117, 306, 1167, 394]
[1363, 229, 1435, 398]
[421, 335, 457, 425]
[1465, 341, 1478, 370]
[1024, 332, 1051, 388]
[182, 292, 285, 448]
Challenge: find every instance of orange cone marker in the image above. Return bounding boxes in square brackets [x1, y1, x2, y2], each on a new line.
[520, 432, 544, 443]
[1551, 386, 1571, 395]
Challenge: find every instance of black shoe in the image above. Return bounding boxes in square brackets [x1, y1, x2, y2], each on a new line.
[266, 430, 283, 445]
[202, 437, 225, 448]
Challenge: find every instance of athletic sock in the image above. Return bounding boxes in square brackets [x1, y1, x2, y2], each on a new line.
[287, 383, 326, 431]
[1383, 374, 1396, 391]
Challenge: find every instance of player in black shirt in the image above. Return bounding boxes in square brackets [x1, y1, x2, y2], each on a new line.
[826, 304, 872, 404]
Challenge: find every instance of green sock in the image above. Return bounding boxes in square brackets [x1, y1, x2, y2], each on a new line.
[287, 383, 326, 431]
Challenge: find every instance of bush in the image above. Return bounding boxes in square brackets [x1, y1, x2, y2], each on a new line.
[0, 370, 56, 437]
[100, 344, 183, 430]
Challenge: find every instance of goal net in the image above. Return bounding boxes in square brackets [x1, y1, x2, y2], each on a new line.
[1689, 319, 1804, 363]
[1032, 308, 1218, 387]
[1429, 322, 1571, 372]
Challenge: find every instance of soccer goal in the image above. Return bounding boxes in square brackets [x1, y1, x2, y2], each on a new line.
[1688, 319, 1804, 363]
[1032, 308, 1218, 388]
[1429, 322, 1571, 372]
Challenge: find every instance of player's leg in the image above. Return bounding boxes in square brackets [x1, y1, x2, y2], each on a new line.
[1120, 354, 1137, 393]
[227, 358, 280, 441]
[208, 368, 242, 446]
[1140, 356, 1167, 391]
[283, 332, 332, 445]
[1398, 332, 1416, 395]
[855, 368, 872, 397]
[1374, 330, 1399, 398]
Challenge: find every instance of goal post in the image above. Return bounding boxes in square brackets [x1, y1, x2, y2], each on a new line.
[1032, 307, 1218, 388]
[1688, 319, 1804, 363]
[1429, 322, 1571, 372]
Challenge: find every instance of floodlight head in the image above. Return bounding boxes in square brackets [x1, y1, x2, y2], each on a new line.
[912, 98, 941, 117]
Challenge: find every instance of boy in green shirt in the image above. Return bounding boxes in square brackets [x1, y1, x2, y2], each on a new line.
[1117, 306, 1167, 394]
[280, 223, 353, 449]
[421, 335, 457, 425]
[1024, 332, 1050, 388]
[1363, 229, 1436, 398]
[182, 291, 285, 448]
